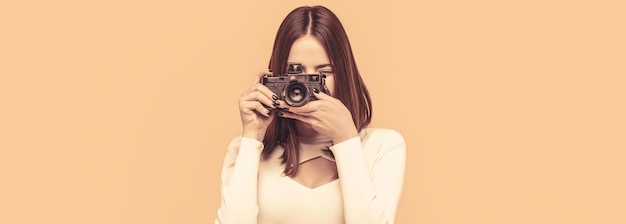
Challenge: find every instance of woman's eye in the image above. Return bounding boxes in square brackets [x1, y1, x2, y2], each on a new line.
[319, 70, 334, 73]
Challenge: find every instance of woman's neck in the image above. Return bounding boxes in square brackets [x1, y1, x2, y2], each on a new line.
[294, 121, 331, 143]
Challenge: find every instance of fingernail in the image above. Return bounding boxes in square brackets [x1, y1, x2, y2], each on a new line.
[272, 101, 280, 107]
[272, 95, 279, 100]
[266, 110, 272, 115]
[313, 88, 320, 93]
[277, 111, 283, 116]
[281, 107, 289, 111]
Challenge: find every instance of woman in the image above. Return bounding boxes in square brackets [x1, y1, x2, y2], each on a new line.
[215, 5, 406, 224]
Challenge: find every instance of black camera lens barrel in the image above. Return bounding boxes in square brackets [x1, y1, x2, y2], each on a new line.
[283, 82, 311, 107]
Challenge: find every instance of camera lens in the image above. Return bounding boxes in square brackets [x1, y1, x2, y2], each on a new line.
[284, 82, 310, 107]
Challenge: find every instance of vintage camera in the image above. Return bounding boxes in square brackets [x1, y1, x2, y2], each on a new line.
[261, 62, 330, 107]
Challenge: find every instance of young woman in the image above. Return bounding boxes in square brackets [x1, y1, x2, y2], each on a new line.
[215, 5, 406, 224]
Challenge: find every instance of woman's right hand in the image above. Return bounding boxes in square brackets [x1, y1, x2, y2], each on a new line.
[239, 70, 281, 141]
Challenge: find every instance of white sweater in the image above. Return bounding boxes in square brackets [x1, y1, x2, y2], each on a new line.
[215, 128, 407, 224]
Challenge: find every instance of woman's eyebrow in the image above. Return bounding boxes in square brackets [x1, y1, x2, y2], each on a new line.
[302, 64, 333, 70]
[315, 64, 332, 69]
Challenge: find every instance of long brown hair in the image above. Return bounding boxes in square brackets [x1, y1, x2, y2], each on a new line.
[262, 5, 373, 176]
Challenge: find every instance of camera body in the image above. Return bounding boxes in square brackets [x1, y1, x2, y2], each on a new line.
[261, 62, 330, 107]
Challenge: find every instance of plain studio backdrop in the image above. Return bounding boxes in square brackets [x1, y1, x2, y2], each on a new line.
[1, 0, 624, 223]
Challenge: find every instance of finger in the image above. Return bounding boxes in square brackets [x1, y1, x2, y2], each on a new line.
[253, 69, 273, 86]
[245, 69, 278, 102]
[312, 87, 336, 101]
[240, 91, 276, 109]
[251, 69, 273, 85]
[274, 100, 290, 110]
[285, 101, 321, 114]
[240, 101, 272, 117]
[245, 70, 274, 94]
[279, 111, 316, 123]
[251, 83, 280, 104]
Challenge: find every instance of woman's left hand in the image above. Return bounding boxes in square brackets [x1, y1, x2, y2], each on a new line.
[279, 89, 359, 144]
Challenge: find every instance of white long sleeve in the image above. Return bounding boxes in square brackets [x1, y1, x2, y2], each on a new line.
[329, 129, 407, 224]
[214, 137, 263, 224]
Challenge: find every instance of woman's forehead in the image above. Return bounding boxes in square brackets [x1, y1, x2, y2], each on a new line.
[287, 36, 330, 65]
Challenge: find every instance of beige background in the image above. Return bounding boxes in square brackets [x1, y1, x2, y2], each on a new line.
[1, 0, 625, 223]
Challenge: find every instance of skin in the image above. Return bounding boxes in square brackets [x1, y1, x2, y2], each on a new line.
[238, 34, 359, 188]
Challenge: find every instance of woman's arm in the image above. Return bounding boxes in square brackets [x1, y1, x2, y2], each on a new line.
[214, 137, 263, 224]
[329, 129, 407, 224]
[216, 68, 277, 223]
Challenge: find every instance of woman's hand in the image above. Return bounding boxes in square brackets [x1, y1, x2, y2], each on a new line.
[239, 70, 281, 141]
[279, 89, 359, 144]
